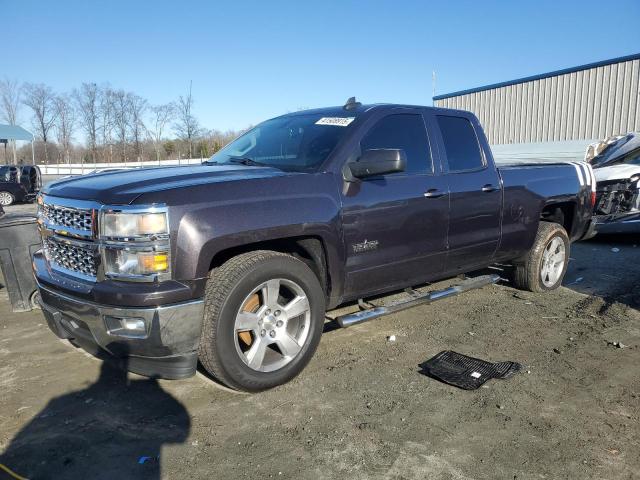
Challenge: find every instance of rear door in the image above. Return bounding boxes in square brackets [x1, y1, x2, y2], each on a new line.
[434, 113, 502, 272]
[341, 109, 449, 298]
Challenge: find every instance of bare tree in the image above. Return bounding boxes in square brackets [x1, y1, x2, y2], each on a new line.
[4, 78, 246, 165]
[111, 89, 131, 161]
[128, 94, 147, 160]
[0, 78, 22, 163]
[73, 83, 99, 163]
[174, 81, 200, 158]
[23, 83, 57, 164]
[54, 95, 76, 163]
[99, 86, 115, 162]
[147, 103, 174, 161]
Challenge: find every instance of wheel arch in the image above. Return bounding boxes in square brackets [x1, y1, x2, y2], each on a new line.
[540, 200, 576, 237]
[198, 231, 343, 307]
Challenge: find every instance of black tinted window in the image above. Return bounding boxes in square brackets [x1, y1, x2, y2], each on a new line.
[0, 166, 18, 182]
[360, 114, 431, 175]
[437, 115, 484, 172]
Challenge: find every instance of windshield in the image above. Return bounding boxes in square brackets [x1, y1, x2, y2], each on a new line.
[592, 147, 640, 168]
[589, 133, 640, 168]
[205, 114, 356, 172]
[607, 148, 640, 167]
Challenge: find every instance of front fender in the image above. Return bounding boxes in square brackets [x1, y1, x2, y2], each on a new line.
[166, 174, 345, 300]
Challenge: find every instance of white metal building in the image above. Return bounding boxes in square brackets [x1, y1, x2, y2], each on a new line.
[433, 53, 640, 152]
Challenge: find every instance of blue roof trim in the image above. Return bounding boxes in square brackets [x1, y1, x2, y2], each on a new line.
[433, 52, 640, 101]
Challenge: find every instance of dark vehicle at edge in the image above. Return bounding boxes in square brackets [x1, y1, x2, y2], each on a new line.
[0, 165, 42, 206]
[33, 101, 596, 391]
[586, 132, 640, 234]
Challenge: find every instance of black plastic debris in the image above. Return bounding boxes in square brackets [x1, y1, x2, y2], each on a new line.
[0, 213, 41, 312]
[419, 350, 521, 390]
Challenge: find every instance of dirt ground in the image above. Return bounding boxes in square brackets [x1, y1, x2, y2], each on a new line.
[0, 203, 638, 479]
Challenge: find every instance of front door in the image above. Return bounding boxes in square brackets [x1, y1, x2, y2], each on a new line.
[341, 111, 449, 299]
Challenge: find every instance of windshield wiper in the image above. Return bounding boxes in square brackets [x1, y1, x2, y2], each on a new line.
[225, 157, 268, 167]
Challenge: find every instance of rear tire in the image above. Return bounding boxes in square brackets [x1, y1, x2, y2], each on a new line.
[512, 222, 570, 292]
[0, 191, 14, 206]
[198, 250, 326, 392]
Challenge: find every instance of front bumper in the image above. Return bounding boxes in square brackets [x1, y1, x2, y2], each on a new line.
[35, 256, 205, 380]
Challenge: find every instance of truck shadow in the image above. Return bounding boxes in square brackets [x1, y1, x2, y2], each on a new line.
[0, 350, 190, 480]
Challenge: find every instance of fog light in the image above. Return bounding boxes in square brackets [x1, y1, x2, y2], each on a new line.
[123, 318, 146, 331]
[105, 315, 148, 338]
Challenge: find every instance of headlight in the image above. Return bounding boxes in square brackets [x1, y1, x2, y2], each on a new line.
[36, 194, 44, 222]
[104, 248, 170, 278]
[101, 211, 168, 239]
[99, 206, 171, 282]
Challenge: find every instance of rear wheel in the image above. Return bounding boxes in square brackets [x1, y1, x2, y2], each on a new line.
[0, 191, 14, 206]
[512, 222, 570, 292]
[198, 250, 326, 392]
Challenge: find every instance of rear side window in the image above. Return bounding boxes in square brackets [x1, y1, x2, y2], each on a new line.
[360, 114, 432, 175]
[437, 115, 484, 172]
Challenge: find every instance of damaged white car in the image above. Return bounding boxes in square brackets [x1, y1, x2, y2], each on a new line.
[586, 132, 640, 234]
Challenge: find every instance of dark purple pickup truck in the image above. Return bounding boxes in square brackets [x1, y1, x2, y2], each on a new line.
[34, 99, 596, 391]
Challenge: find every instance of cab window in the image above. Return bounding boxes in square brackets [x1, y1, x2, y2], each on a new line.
[360, 114, 432, 175]
[437, 115, 485, 172]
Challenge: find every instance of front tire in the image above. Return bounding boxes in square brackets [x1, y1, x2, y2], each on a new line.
[512, 222, 570, 292]
[198, 250, 326, 392]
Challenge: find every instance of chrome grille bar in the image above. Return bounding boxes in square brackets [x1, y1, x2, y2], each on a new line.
[41, 203, 93, 232]
[38, 196, 101, 280]
[43, 236, 99, 278]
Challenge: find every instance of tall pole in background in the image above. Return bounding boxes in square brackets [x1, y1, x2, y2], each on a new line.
[188, 80, 193, 160]
[432, 71, 436, 106]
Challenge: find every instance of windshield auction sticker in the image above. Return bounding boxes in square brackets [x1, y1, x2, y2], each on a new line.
[315, 117, 355, 126]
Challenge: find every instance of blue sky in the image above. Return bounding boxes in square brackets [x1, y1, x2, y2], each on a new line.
[3, 0, 640, 133]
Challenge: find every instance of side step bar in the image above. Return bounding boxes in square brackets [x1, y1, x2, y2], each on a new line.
[336, 274, 501, 328]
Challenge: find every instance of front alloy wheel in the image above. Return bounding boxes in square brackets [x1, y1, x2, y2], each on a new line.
[234, 279, 311, 372]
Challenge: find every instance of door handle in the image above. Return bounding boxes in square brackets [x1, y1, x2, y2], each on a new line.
[424, 188, 445, 198]
[481, 184, 498, 192]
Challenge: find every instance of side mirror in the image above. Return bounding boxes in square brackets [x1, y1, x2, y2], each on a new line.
[348, 149, 406, 179]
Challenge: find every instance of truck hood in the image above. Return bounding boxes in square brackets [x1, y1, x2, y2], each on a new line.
[43, 164, 289, 205]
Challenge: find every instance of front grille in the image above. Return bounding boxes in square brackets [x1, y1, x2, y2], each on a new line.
[43, 236, 98, 278]
[42, 203, 93, 232]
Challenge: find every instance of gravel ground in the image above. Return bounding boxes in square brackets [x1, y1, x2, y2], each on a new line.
[0, 205, 638, 479]
[1, 202, 37, 215]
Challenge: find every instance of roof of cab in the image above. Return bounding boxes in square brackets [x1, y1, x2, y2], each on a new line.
[278, 103, 467, 119]
[279, 103, 376, 118]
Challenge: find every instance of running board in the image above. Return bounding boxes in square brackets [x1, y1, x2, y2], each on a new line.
[336, 274, 501, 328]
